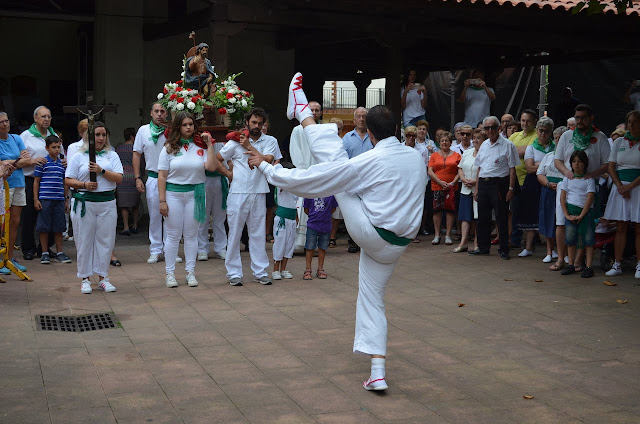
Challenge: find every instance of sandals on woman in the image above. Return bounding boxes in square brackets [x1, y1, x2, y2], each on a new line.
[110, 259, 122, 267]
[328, 239, 337, 248]
[316, 269, 327, 279]
[549, 262, 564, 271]
[303, 269, 313, 280]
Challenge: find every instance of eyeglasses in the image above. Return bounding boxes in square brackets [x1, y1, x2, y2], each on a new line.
[461, 132, 472, 136]
[484, 125, 499, 131]
[574, 115, 590, 121]
[0, 120, 9, 125]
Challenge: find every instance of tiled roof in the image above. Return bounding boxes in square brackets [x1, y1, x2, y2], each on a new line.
[439, 0, 640, 16]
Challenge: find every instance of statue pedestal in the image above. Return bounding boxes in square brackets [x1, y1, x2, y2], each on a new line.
[201, 125, 230, 142]
[201, 106, 229, 141]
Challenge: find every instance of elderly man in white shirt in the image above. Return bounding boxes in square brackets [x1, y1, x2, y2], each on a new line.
[247, 73, 426, 392]
[470, 116, 519, 259]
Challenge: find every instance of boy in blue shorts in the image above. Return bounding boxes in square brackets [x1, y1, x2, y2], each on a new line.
[303, 195, 337, 280]
[33, 135, 71, 264]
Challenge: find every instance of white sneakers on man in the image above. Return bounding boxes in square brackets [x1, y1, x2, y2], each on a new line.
[606, 262, 622, 276]
[197, 252, 209, 261]
[636, 263, 640, 279]
[214, 251, 226, 260]
[287, 72, 312, 121]
[147, 254, 182, 264]
[272, 271, 282, 280]
[281, 270, 293, 279]
[518, 249, 533, 257]
[81, 278, 92, 294]
[166, 273, 178, 288]
[98, 278, 116, 292]
[186, 272, 199, 287]
[363, 377, 388, 391]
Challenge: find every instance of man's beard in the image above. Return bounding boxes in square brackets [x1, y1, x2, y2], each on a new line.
[249, 128, 261, 137]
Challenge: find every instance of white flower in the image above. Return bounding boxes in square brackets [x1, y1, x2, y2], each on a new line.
[168, 100, 177, 108]
[176, 103, 185, 111]
[228, 88, 237, 94]
[228, 97, 236, 104]
[240, 99, 248, 107]
[181, 90, 189, 97]
[157, 93, 164, 100]
[227, 107, 236, 114]
[187, 101, 195, 110]
[181, 71, 185, 77]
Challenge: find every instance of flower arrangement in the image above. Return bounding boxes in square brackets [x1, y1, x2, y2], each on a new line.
[157, 81, 212, 119]
[211, 73, 254, 128]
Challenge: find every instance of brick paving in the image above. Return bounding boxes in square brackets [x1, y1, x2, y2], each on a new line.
[1, 233, 639, 423]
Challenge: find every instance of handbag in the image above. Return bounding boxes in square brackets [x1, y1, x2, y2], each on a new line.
[444, 187, 456, 211]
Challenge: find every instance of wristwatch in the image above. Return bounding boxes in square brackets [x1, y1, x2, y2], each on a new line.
[100, 168, 106, 174]
[508, 186, 514, 191]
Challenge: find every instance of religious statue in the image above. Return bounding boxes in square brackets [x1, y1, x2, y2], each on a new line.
[185, 42, 217, 97]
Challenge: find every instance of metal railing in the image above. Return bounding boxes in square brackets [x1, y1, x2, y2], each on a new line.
[323, 88, 386, 109]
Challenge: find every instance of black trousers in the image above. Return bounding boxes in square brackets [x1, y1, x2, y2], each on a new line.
[422, 185, 434, 233]
[477, 177, 510, 254]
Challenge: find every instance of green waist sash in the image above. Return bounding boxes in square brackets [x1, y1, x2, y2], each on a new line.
[147, 171, 158, 178]
[566, 203, 594, 249]
[204, 170, 229, 210]
[166, 182, 206, 224]
[72, 190, 115, 218]
[617, 169, 640, 182]
[374, 226, 412, 246]
[274, 206, 297, 236]
[547, 176, 563, 183]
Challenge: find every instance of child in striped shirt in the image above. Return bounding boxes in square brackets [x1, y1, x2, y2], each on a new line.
[34, 135, 71, 265]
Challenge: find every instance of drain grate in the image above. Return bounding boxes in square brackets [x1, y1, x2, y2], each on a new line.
[36, 313, 116, 332]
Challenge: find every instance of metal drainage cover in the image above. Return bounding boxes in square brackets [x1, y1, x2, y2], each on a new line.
[36, 313, 117, 332]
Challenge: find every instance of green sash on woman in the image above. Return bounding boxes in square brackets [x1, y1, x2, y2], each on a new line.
[205, 170, 229, 209]
[617, 169, 640, 182]
[72, 190, 115, 217]
[547, 176, 563, 184]
[166, 182, 206, 223]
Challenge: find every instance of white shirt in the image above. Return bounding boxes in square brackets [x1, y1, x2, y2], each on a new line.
[464, 87, 494, 127]
[413, 141, 430, 182]
[65, 150, 123, 192]
[276, 187, 298, 209]
[458, 148, 479, 195]
[452, 142, 472, 156]
[554, 129, 610, 175]
[67, 140, 84, 161]
[20, 130, 48, 177]
[133, 124, 167, 173]
[220, 134, 278, 194]
[401, 86, 425, 126]
[259, 135, 427, 239]
[608, 137, 640, 170]
[158, 143, 207, 185]
[537, 152, 564, 180]
[524, 144, 553, 164]
[474, 135, 519, 178]
[630, 92, 640, 111]
[559, 177, 595, 208]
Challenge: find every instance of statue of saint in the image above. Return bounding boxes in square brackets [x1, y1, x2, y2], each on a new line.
[185, 42, 217, 97]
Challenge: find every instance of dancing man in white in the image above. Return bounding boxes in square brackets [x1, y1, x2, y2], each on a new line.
[246, 73, 427, 391]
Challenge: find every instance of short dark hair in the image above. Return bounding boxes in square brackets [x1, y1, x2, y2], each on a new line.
[309, 100, 323, 111]
[569, 150, 589, 170]
[521, 109, 538, 121]
[575, 104, 593, 116]
[124, 127, 136, 141]
[365, 105, 396, 141]
[245, 107, 268, 125]
[45, 135, 61, 147]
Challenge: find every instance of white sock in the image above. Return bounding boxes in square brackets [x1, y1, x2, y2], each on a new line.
[371, 357, 385, 380]
[297, 104, 313, 123]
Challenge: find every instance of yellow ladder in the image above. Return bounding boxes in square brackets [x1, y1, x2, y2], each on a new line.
[0, 180, 31, 281]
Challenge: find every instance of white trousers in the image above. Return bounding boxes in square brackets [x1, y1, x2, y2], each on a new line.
[225, 193, 269, 279]
[71, 199, 117, 279]
[272, 216, 296, 261]
[197, 176, 228, 255]
[164, 191, 198, 274]
[146, 177, 164, 255]
[298, 124, 406, 356]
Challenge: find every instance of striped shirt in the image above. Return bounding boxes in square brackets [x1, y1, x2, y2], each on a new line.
[34, 155, 65, 200]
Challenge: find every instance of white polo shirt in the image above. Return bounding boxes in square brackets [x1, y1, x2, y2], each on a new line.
[158, 142, 207, 185]
[608, 137, 640, 170]
[65, 150, 123, 192]
[474, 135, 519, 178]
[220, 134, 278, 194]
[133, 124, 167, 173]
[554, 129, 610, 175]
[20, 130, 48, 177]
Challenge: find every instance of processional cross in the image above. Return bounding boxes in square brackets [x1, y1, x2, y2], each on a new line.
[63, 91, 118, 181]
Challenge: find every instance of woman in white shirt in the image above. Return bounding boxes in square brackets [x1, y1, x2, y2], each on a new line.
[65, 122, 123, 294]
[158, 111, 224, 288]
[454, 129, 483, 252]
[400, 69, 427, 127]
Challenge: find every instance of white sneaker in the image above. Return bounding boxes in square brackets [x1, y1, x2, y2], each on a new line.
[166, 273, 178, 288]
[564, 256, 570, 264]
[444, 236, 453, 245]
[80, 278, 92, 294]
[175, 257, 183, 263]
[197, 252, 209, 261]
[147, 253, 161, 264]
[552, 250, 558, 259]
[518, 249, 533, 257]
[286, 72, 311, 122]
[186, 272, 199, 287]
[272, 271, 282, 280]
[542, 254, 553, 263]
[363, 377, 388, 391]
[214, 251, 226, 260]
[635, 263, 640, 279]
[98, 278, 116, 292]
[606, 262, 622, 276]
[281, 270, 293, 279]
[431, 236, 440, 245]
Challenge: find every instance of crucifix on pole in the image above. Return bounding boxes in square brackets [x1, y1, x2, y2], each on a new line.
[63, 91, 118, 181]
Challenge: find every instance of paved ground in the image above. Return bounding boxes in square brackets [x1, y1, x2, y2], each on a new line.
[1, 232, 640, 424]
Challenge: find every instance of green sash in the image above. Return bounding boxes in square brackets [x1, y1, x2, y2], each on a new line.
[274, 206, 296, 236]
[205, 170, 229, 209]
[566, 203, 594, 249]
[27, 123, 56, 139]
[72, 190, 115, 217]
[147, 171, 158, 178]
[532, 137, 555, 154]
[547, 176, 563, 183]
[166, 182, 206, 224]
[570, 126, 594, 151]
[617, 169, 640, 182]
[374, 226, 412, 246]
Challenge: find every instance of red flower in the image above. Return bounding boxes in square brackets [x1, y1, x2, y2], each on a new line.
[197, 149, 204, 156]
[169, 94, 177, 100]
[218, 108, 227, 115]
[193, 95, 201, 102]
[235, 94, 242, 99]
[244, 91, 250, 97]
[176, 80, 183, 85]
[163, 87, 168, 94]
[226, 92, 234, 99]
[177, 97, 184, 103]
